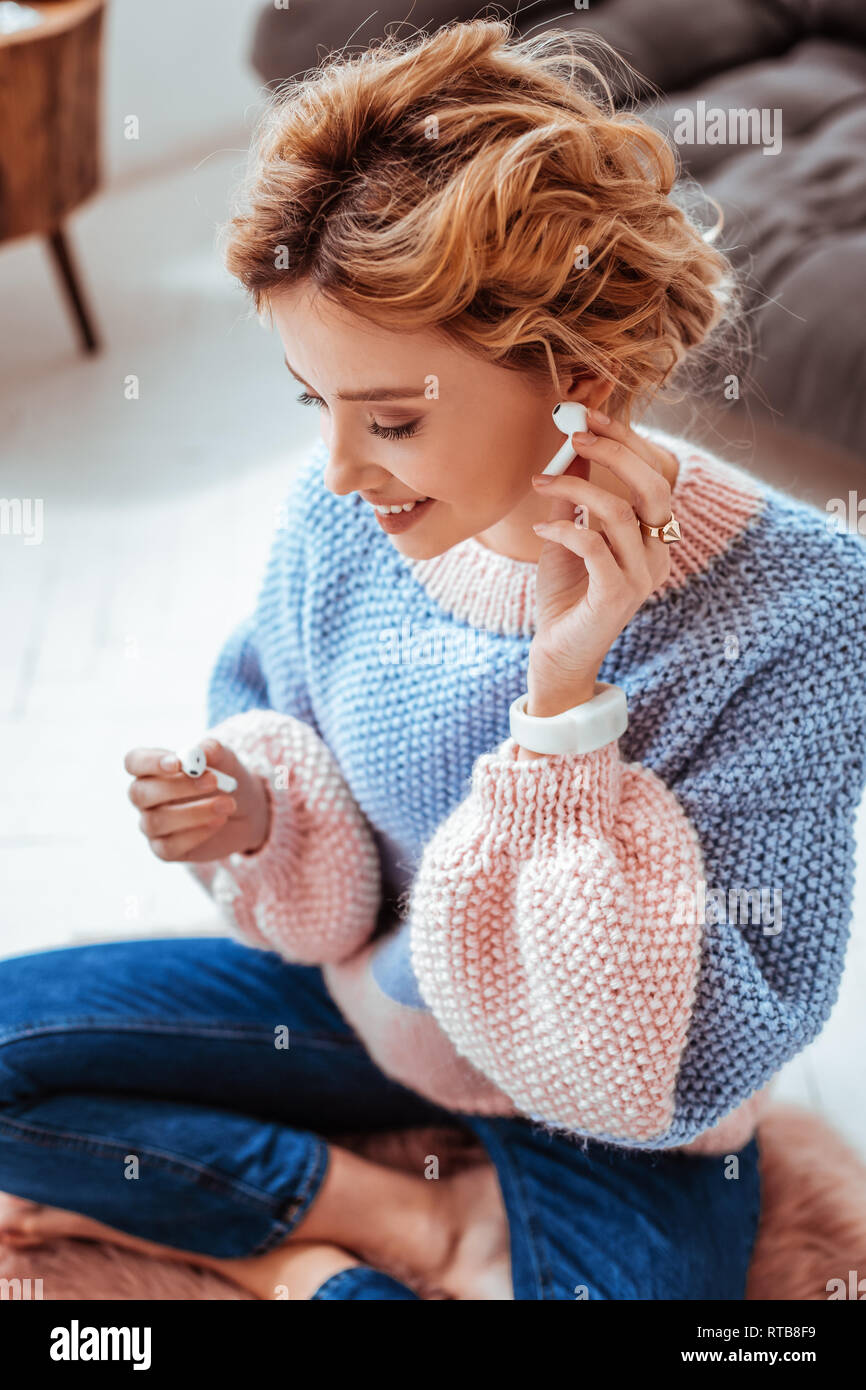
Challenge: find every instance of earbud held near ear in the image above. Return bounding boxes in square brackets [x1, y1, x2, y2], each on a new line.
[180, 746, 238, 794]
[541, 402, 590, 477]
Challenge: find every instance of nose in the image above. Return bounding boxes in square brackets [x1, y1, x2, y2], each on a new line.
[322, 429, 386, 498]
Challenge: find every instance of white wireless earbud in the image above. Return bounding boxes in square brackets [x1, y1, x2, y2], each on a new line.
[541, 402, 590, 476]
[180, 746, 237, 794]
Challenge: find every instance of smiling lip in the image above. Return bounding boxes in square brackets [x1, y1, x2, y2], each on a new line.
[370, 496, 435, 533]
[361, 494, 428, 507]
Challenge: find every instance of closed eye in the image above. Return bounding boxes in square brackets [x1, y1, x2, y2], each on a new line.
[296, 390, 421, 440]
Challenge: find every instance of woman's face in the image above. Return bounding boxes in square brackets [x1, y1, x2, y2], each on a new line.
[270, 280, 610, 562]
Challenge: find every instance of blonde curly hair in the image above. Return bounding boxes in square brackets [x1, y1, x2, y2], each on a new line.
[223, 18, 737, 422]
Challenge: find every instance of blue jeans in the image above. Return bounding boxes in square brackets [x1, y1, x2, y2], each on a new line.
[0, 937, 761, 1300]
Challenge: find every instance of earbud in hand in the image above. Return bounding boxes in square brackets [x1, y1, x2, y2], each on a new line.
[541, 402, 590, 477]
[180, 746, 237, 794]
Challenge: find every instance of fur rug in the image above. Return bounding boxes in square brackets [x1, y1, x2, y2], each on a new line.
[1, 1106, 863, 1301]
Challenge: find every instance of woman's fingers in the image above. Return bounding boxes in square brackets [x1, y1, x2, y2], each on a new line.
[124, 741, 229, 808]
[585, 408, 676, 478]
[123, 738, 224, 782]
[534, 471, 655, 586]
[123, 740, 246, 861]
[149, 819, 231, 862]
[564, 420, 673, 529]
[138, 794, 236, 842]
[569, 432, 671, 526]
[127, 768, 221, 808]
[532, 520, 628, 602]
[585, 408, 679, 480]
[124, 747, 182, 777]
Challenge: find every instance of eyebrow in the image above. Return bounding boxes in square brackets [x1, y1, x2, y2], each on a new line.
[284, 356, 426, 402]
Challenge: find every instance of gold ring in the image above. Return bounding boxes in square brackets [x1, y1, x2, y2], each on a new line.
[637, 513, 682, 544]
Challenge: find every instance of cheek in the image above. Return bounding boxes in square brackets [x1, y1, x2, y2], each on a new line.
[411, 414, 530, 506]
[476, 408, 538, 472]
[396, 448, 453, 501]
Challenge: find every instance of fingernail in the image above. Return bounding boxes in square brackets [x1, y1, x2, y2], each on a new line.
[160, 754, 178, 771]
[571, 430, 596, 443]
[589, 409, 610, 424]
[532, 522, 552, 534]
[532, 474, 553, 485]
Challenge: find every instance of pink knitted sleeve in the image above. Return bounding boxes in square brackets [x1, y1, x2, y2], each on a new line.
[408, 736, 705, 1143]
[185, 709, 382, 964]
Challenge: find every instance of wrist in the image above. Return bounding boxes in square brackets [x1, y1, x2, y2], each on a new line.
[512, 672, 628, 762]
[524, 684, 597, 718]
[239, 775, 272, 855]
[525, 659, 599, 718]
[527, 643, 600, 716]
[516, 680, 600, 761]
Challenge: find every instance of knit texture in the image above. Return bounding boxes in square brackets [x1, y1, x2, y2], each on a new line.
[187, 428, 866, 1153]
[188, 709, 381, 964]
[408, 738, 705, 1139]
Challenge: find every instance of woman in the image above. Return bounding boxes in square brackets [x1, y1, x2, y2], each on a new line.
[2, 20, 865, 1300]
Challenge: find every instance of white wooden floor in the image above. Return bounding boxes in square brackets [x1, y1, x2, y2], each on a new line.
[1, 153, 864, 1157]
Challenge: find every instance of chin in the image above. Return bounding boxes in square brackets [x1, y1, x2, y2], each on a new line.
[385, 507, 465, 561]
[391, 532, 453, 561]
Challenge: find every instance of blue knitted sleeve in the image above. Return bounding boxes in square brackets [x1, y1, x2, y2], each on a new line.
[667, 559, 866, 1144]
[205, 457, 317, 732]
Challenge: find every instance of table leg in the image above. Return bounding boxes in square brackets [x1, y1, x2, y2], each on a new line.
[46, 226, 101, 353]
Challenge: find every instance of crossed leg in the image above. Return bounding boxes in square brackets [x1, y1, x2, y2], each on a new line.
[0, 938, 511, 1301]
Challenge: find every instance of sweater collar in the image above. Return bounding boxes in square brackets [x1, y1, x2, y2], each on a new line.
[396, 430, 767, 637]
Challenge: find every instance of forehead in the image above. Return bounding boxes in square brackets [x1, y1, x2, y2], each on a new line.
[271, 282, 438, 368]
[269, 283, 523, 405]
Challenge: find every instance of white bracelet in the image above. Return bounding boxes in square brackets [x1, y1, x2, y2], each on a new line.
[509, 681, 628, 755]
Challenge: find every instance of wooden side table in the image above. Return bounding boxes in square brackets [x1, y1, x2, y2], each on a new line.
[0, 0, 106, 352]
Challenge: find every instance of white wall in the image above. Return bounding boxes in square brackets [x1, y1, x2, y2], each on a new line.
[102, 0, 269, 181]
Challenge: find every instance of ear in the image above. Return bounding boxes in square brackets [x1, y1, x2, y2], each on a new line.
[556, 371, 616, 413]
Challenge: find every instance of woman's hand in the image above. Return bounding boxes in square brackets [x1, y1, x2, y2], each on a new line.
[526, 407, 678, 721]
[124, 737, 271, 862]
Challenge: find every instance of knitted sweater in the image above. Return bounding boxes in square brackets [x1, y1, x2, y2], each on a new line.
[187, 429, 866, 1155]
